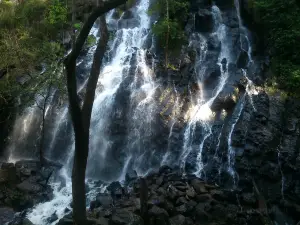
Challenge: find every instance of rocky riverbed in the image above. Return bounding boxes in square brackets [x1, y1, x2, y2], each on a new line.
[0, 160, 59, 225]
[56, 165, 299, 225]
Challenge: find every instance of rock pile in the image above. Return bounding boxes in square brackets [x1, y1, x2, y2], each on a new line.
[58, 166, 281, 225]
[0, 160, 57, 225]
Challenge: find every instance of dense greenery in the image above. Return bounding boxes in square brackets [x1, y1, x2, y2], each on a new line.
[0, 0, 68, 104]
[150, 0, 190, 66]
[253, 0, 300, 94]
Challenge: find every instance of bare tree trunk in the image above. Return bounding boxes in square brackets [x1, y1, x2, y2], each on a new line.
[64, 0, 127, 223]
[140, 177, 148, 224]
[39, 85, 51, 167]
[165, 0, 170, 68]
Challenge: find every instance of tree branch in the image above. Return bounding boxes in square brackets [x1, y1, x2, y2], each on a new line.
[65, 0, 127, 64]
[82, 14, 109, 130]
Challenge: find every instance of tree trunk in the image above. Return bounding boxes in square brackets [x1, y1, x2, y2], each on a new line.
[64, 1, 127, 223]
[140, 177, 148, 224]
[39, 105, 46, 166]
[165, 0, 170, 68]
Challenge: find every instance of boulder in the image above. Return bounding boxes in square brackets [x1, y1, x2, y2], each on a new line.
[96, 193, 113, 208]
[237, 50, 249, 69]
[47, 212, 58, 223]
[195, 9, 213, 32]
[16, 179, 42, 193]
[110, 209, 143, 225]
[125, 170, 138, 183]
[191, 179, 208, 194]
[0, 207, 15, 224]
[148, 205, 169, 219]
[169, 214, 186, 225]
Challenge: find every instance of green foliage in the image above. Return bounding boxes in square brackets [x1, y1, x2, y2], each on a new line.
[47, 0, 68, 26]
[254, 0, 300, 94]
[0, 0, 68, 104]
[150, 0, 190, 52]
[85, 35, 97, 48]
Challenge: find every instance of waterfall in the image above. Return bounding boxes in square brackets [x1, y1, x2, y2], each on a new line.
[227, 94, 245, 185]
[180, 5, 232, 177]
[4, 0, 267, 224]
[26, 1, 152, 223]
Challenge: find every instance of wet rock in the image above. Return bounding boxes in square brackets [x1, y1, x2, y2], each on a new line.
[148, 205, 169, 219]
[56, 217, 73, 225]
[237, 50, 249, 69]
[241, 193, 256, 205]
[95, 193, 113, 208]
[195, 9, 213, 32]
[0, 207, 14, 224]
[186, 186, 196, 198]
[211, 93, 237, 112]
[117, 18, 140, 29]
[194, 203, 211, 220]
[16, 179, 42, 193]
[125, 170, 138, 183]
[175, 197, 188, 206]
[122, 10, 134, 19]
[169, 214, 186, 225]
[110, 209, 143, 225]
[148, 195, 165, 207]
[156, 176, 164, 187]
[47, 212, 58, 223]
[191, 179, 208, 194]
[207, 34, 221, 50]
[195, 194, 212, 202]
[163, 200, 176, 216]
[107, 181, 124, 199]
[0, 163, 17, 184]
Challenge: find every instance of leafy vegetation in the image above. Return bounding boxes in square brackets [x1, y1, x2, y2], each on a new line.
[0, 0, 68, 104]
[253, 0, 300, 95]
[149, 0, 190, 66]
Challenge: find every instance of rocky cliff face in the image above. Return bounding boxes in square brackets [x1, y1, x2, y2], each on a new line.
[3, 0, 300, 224]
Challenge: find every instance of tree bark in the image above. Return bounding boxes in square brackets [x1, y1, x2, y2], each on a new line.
[165, 0, 170, 68]
[64, 0, 127, 224]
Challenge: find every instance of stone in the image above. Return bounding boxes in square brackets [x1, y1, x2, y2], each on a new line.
[125, 170, 138, 183]
[242, 193, 256, 205]
[148, 195, 165, 207]
[186, 187, 196, 198]
[210, 190, 226, 201]
[148, 205, 169, 219]
[196, 194, 212, 202]
[163, 200, 176, 216]
[0, 207, 15, 225]
[0, 165, 16, 183]
[194, 203, 211, 220]
[176, 197, 188, 206]
[156, 176, 164, 186]
[47, 212, 58, 223]
[237, 50, 249, 69]
[191, 179, 208, 194]
[195, 9, 213, 32]
[17, 179, 42, 193]
[110, 209, 143, 225]
[159, 165, 172, 174]
[95, 193, 113, 208]
[169, 214, 186, 225]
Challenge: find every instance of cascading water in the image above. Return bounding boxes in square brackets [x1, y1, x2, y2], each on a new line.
[4, 0, 267, 224]
[26, 0, 153, 223]
[180, 5, 232, 177]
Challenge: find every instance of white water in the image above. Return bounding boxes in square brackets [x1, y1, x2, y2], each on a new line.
[227, 94, 245, 184]
[161, 84, 181, 166]
[26, 1, 152, 223]
[6, 1, 265, 223]
[181, 5, 232, 176]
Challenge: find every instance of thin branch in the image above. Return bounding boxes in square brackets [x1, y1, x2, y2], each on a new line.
[82, 14, 109, 130]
